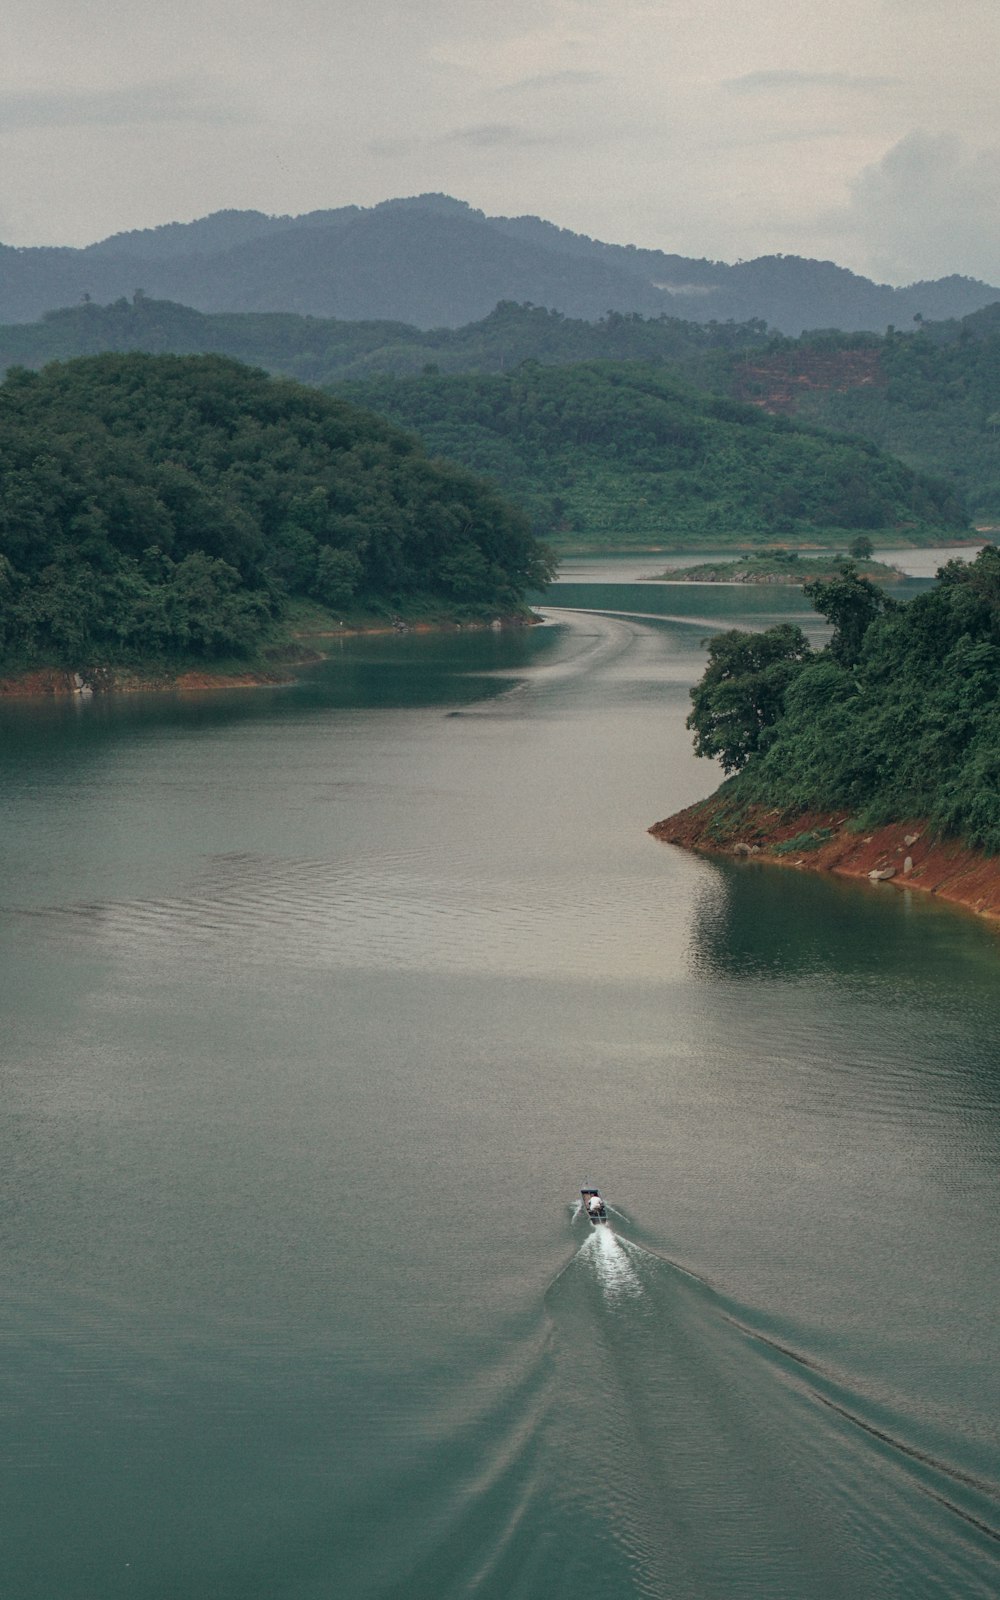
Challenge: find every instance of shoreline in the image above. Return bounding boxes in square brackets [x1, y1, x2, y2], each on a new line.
[0, 614, 536, 699]
[650, 798, 1000, 927]
[0, 665, 293, 699]
[639, 562, 902, 586]
[549, 535, 988, 559]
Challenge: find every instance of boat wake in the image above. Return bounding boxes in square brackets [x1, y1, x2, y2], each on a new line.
[579, 1223, 643, 1302]
[543, 1207, 1000, 1599]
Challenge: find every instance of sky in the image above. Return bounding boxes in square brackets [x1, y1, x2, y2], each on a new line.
[2, 0, 999, 285]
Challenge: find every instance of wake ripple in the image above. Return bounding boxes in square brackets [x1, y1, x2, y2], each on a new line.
[545, 1214, 1000, 1598]
[579, 1225, 643, 1303]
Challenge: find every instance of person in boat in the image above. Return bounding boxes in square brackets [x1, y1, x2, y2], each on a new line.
[588, 1194, 603, 1215]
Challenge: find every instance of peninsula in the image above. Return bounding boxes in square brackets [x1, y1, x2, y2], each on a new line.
[0, 352, 552, 693]
[651, 551, 1000, 924]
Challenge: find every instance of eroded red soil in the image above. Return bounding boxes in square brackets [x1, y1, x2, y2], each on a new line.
[651, 800, 1000, 925]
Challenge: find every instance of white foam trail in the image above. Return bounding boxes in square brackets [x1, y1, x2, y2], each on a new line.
[583, 1224, 643, 1302]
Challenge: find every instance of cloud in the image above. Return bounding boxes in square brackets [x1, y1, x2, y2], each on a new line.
[725, 69, 896, 95]
[0, 81, 245, 132]
[827, 130, 1000, 282]
[367, 120, 559, 159]
[498, 70, 605, 93]
[438, 121, 556, 148]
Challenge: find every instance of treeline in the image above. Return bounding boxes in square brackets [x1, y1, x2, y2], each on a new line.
[338, 362, 967, 544]
[0, 296, 769, 387]
[3, 295, 997, 530]
[687, 548, 1000, 852]
[0, 353, 551, 672]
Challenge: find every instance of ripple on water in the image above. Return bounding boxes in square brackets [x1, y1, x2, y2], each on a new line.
[11, 843, 698, 984]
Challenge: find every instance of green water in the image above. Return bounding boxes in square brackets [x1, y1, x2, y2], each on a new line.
[2, 579, 999, 1598]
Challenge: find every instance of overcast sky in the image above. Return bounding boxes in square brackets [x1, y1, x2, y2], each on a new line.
[3, 0, 998, 283]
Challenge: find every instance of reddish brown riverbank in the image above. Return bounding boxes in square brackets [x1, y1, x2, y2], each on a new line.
[650, 798, 1000, 925]
[0, 666, 289, 697]
[0, 614, 536, 698]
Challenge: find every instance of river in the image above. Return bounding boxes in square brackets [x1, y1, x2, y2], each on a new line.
[2, 566, 999, 1598]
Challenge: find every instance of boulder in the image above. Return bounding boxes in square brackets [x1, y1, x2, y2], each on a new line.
[868, 866, 896, 881]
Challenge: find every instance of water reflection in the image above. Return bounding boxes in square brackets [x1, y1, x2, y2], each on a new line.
[686, 852, 1000, 990]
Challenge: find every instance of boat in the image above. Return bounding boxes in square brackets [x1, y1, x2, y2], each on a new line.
[580, 1185, 608, 1224]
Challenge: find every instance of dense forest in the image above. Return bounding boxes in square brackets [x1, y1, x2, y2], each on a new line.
[0, 353, 551, 675]
[0, 296, 769, 387]
[4, 295, 999, 524]
[339, 362, 967, 544]
[687, 549, 1000, 852]
[744, 311, 1000, 521]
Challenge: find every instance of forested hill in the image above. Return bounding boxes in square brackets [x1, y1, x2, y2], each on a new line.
[336, 363, 967, 546]
[2, 195, 998, 331]
[0, 354, 551, 675]
[682, 550, 1000, 855]
[0, 297, 769, 386]
[731, 314, 1000, 522]
[4, 297, 996, 528]
[5, 296, 1000, 521]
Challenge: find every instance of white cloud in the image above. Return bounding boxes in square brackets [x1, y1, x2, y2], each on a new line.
[725, 69, 896, 95]
[827, 131, 1000, 281]
[439, 122, 557, 148]
[0, 81, 246, 131]
[498, 69, 605, 93]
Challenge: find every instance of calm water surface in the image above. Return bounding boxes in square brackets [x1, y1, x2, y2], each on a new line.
[3, 576, 999, 1598]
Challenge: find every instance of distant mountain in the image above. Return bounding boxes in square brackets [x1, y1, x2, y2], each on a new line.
[2, 196, 998, 333]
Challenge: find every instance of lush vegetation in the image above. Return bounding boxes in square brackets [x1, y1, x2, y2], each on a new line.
[687, 548, 1000, 851]
[0, 296, 769, 388]
[339, 362, 967, 547]
[730, 311, 1000, 522]
[649, 548, 900, 584]
[2, 294, 993, 545]
[798, 319, 1000, 521]
[0, 353, 551, 674]
[9, 297, 1000, 531]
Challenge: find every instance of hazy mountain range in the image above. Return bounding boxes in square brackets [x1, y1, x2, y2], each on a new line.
[1, 195, 997, 335]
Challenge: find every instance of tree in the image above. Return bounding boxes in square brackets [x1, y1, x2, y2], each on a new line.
[313, 547, 361, 611]
[686, 624, 813, 773]
[803, 562, 896, 667]
[848, 534, 874, 560]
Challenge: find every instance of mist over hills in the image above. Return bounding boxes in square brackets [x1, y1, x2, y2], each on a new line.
[2, 195, 998, 334]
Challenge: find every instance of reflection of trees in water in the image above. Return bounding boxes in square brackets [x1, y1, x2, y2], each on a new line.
[0, 625, 558, 787]
[686, 854, 1000, 992]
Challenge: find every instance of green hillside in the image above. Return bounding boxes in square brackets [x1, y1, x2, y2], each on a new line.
[0, 353, 551, 676]
[0, 296, 766, 386]
[2, 296, 993, 537]
[687, 548, 1000, 852]
[729, 313, 1000, 522]
[337, 362, 967, 548]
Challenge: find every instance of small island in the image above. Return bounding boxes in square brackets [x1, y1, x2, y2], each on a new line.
[651, 550, 1000, 923]
[644, 542, 902, 585]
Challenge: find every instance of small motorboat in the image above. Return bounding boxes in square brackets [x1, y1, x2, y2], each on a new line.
[581, 1185, 608, 1224]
